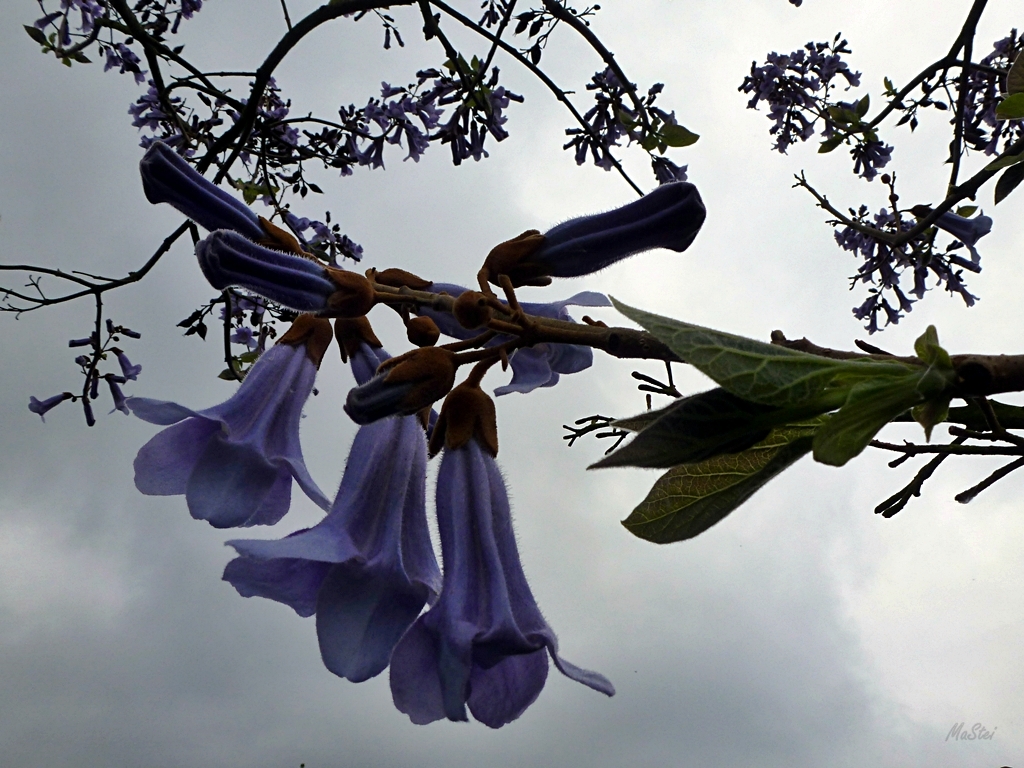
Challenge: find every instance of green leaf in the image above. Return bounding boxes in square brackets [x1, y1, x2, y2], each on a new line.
[812, 363, 954, 466]
[659, 123, 700, 148]
[982, 151, 1024, 171]
[236, 350, 260, 364]
[24, 25, 48, 46]
[592, 388, 780, 469]
[856, 94, 870, 117]
[1007, 53, 1024, 95]
[913, 325, 952, 369]
[639, 133, 660, 152]
[913, 394, 951, 441]
[217, 368, 237, 380]
[611, 298, 919, 408]
[883, 77, 895, 94]
[818, 135, 845, 154]
[622, 426, 816, 544]
[995, 92, 1024, 121]
[995, 162, 1024, 204]
[954, 205, 979, 217]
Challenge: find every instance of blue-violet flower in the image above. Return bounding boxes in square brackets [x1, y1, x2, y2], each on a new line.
[129, 316, 333, 527]
[390, 436, 614, 727]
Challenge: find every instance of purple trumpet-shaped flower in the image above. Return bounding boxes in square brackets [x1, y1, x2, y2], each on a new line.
[390, 437, 614, 728]
[139, 141, 267, 241]
[935, 211, 993, 265]
[114, 349, 142, 380]
[129, 320, 333, 528]
[197, 230, 337, 312]
[28, 392, 73, 422]
[106, 375, 130, 415]
[223, 336, 441, 682]
[417, 284, 611, 396]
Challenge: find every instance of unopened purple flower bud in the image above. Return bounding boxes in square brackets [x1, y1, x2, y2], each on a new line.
[74, 355, 91, 367]
[196, 231, 336, 312]
[90, 372, 101, 400]
[483, 182, 706, 287]
[28, 392, 73, 422]
[69, 335, 96, 348]
[106, 375, 130, 415]
[344, 373, 416, 425]
[344, 347, 457, 425]
[106, 318, 116, 335]
[83, 399, 96, 427]
[140, 141, 266, 241]
[120, 328, 142, 339]
[536, 182, 706, 276]
[114, 349, 142, 380]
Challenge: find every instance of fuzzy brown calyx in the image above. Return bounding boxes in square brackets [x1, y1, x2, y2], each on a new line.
[257, 216, 312, 258]
[278, 314, 334, 367]
[428, 380, 498, 458]
[383, 346, 458, 415]
[325, 268, 376, 317]
[407, 316, 440, 347]
[453, 290, 494, 330]
[370, 267, 433, 290]
[479, 229, 551, 289]
[334, 316, 382, 363]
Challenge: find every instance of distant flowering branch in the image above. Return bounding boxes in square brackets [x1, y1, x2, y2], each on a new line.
[743, 1, 1024, 330]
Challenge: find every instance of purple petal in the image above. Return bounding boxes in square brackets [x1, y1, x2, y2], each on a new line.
[127, 397, 199, 425]
[133, 417, 220, 495]
[223, 554, 331, 618]
[467, 650, 549, 728]
[184, 436, 281, 527]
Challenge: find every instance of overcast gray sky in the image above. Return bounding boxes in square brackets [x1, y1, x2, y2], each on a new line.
[1, 1, 1022, 766]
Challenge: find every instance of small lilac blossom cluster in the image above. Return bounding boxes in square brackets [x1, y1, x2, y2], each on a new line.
[124, 140, 707, 725]
[29, 317, 143, 426]
[739, 36, 894, 181]
[835, 204, 991, 332]
[31, 1, 203, 72]
[564, 70, 692, 184]
[961, 30, 1024, 156]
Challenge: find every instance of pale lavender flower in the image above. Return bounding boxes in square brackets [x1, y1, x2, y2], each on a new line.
[106, 375, 129, 415]
[28, 392, 73, 422]
[129, 340, 330, 528]
[935, 211, 993, 265]
[390, 437, 613, 728]
[114, 349, 142, 380]
[140, 141, 266, 241]
[223, 339, 440, 681]
[223, 410, 441, 682]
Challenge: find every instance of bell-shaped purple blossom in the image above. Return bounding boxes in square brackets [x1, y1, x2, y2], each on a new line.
[106, 375, 130, 415]
[114, 349, 142, 380]
[129, 340, 330, 528]
[224, 410, 441, 682]
[223, 338, 441, 681]
[28, 392, 73, 422]
[417, 284, 610, 396]
[935, 211, 993, 265]
[196, 230, 336, 312]
[389, 437, 614, 728]
[139, 141, 266, 241]
[531, 181, 705, 277]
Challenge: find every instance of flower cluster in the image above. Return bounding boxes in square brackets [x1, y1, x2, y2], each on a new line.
[29, 317, 143, 427]
[122, 144, 711, 724]
[564, 69, 694, 183]
[835, 204, 990, 332]
[740, 35, 894, 180]
[961, 30, 1024, 156]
